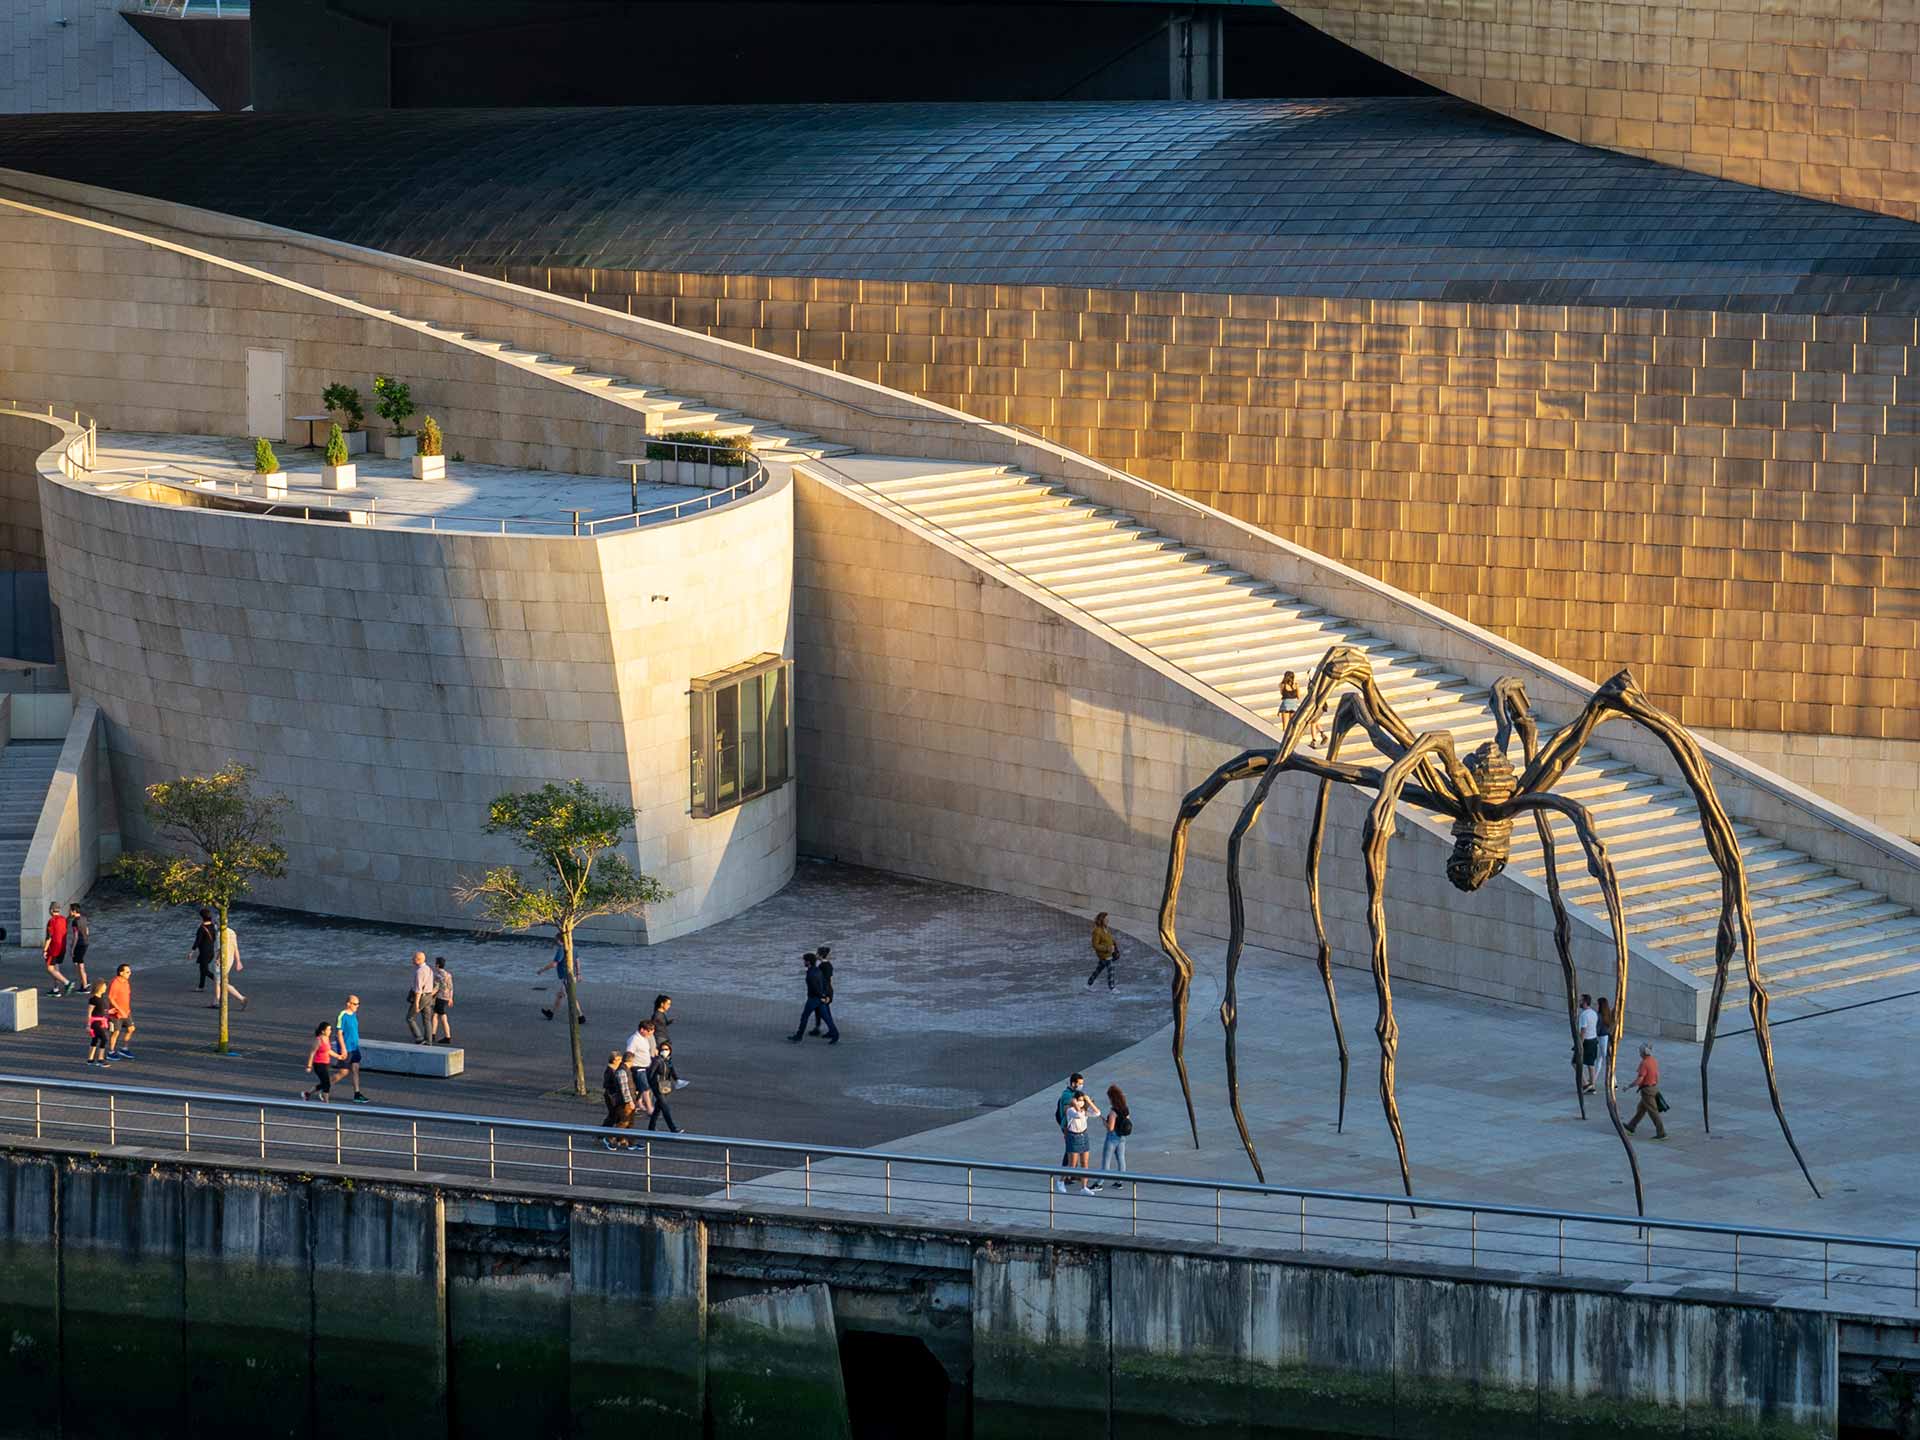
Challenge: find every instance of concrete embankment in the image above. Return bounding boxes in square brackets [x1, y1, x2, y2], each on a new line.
[0, 1142, 1905, 1439]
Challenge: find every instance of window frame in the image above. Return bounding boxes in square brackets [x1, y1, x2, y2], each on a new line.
[689, 652, 793, 818]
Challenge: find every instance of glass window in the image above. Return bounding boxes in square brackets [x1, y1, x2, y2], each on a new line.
[689, 691, 707, 814]
[764, 666, 788, 787]
[740, 673, 764, 794]
[689, 654, 792, 818]
[714, 685, 739, 806]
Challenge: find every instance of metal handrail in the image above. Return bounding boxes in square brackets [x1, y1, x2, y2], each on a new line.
[68, 437, 764, 536]
[0, 1070, 1914, 1313]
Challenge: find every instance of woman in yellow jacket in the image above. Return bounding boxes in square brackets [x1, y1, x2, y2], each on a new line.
[1087, 912, 1119, 990]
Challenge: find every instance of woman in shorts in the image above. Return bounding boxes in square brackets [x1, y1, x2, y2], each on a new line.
[302, 1022, 338, 1102]
[1060, 1091, 1101, 1194]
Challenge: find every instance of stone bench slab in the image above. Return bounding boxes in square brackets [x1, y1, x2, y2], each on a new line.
[359, 1038, 462, 1077]
[0, 986, 37, 1031]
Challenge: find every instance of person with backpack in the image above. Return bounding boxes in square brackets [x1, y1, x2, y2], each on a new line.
[1101, 1083, 1132, 1188]
[646, 1039, 684, 1133]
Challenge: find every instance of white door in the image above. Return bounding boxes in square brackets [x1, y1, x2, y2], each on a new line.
[246, 348, 285, 440]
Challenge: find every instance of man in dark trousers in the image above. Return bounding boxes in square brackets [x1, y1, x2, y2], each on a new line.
[808, 945, 835, 1037]
[788, 952, 839, 1044]
[189, 908, 217, 990]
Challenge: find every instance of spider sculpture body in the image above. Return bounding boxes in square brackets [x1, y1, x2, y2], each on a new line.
[1157, 645, 1819, 1216]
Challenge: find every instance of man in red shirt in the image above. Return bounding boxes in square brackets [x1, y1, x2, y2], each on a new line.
[1623, 1042, 1668, 1140]
[42, 903, 73, 997]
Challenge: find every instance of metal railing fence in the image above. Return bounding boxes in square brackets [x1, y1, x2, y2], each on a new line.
[0, 1072, 1913, 1317]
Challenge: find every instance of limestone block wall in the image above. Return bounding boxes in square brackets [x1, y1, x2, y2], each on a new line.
[793, 467, 1707, 1039]
[0, 411, 53, 570]
[0, 198, 670, 481]
[17, 698, 115, 952]
[34, 443, 795, 942]
[1282, 0, 1920, 223]
[1699, 728, 1920, 840]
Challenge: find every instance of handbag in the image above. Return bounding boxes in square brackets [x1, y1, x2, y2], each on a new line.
[1654, 1090, 1670, 1113]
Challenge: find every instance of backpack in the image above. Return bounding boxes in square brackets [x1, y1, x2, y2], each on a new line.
[1116, 1111, 1133, 1137]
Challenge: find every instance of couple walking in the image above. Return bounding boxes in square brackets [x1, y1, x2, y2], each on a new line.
[1577, 994, 1669, 1140]
[1053, 1072, 1132, 1194]
[788, 946, 839, 1043]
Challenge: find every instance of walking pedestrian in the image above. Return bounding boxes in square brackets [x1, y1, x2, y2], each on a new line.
[66, 903, 91, 992]
[43, 903, 73, 998]
[650, 994, 691, 1086]
[211, 919, 247, 1011]
[1057, 1090, 1102, 1193]
[85, 982, 112, 1066]
[405, 951, 434, 1043]
[1086, 912, 1118, 990]
[788, 953, 839, 1043]
[335, 995, 369, 1103]
[1101, 1084, 1131, 1188]
[302, 1022, 338, 1102]
[808, 948, 834, 1036]
[189, 908, 217, 991]
[106, 964, 136, 1060]
[430, 956, 456, 1044]
[625, 1019, 658, 1119]
[1623, 1043, 1669, 1140]
[601, 1051, 637, 1150]
[536, 942, 585, 1024]
[1576, 993, 1599, 1094]
[1594, 995, 1615, 1091]
[646, 1039, 684, 1133]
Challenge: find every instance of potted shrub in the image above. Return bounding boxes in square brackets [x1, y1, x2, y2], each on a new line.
[253, 436, 286, 496]
[374, 375, 417, 459]
[413, 415, 445, 480]
[320, 382, 368, 455]
[321, 423, 357, 491]
[646, 430, 753, 488]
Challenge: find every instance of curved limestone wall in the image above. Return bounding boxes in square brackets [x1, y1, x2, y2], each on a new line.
[33, 434, 795, 942]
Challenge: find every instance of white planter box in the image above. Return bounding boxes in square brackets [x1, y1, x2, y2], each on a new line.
[0, 986, 38, 1031]
[256, 471, 288, 497]
[412, 454, 445, 480]
[661, 458, 747, 489]
[342, 428, 368, 456]
[384, 434, 418, 460]
[321, 462, 357, 491]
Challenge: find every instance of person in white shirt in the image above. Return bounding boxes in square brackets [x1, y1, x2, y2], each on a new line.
[624, 1020, 657, 1116]
[1576, 994, 1599, 1095]
[406, 951, 435, 1043]
[1055, 1091, 1103, 1195]
[213, 921, 247, 1011]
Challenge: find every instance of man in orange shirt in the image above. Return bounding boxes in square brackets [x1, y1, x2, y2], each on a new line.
[1623, 1042, 1667, 1140]
[106, 964, 137, 1060]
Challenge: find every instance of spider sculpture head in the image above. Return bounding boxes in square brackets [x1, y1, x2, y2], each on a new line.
[1446, 742, 1516, 892]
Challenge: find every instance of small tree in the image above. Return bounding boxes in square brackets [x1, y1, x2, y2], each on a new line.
[118, 763, 289, 1055]
[373, 375, 415, 437]
[324, 423, 349, 467]
[253, 437, 279, 475]
[418, 416, 444, 457]
[453, 781, 669, 1095]
[321, 382, 365, 430]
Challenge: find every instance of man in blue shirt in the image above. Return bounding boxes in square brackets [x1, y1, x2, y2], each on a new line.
[335, 994, 369, 1103]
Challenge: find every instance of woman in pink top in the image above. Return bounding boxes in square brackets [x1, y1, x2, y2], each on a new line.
[1623, 1043, 1667, 1139]
[303, 1023, 338, 1103]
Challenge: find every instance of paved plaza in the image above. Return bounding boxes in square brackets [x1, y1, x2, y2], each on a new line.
[1, 860, 1912, 1244]
[93, 432, 716, 532]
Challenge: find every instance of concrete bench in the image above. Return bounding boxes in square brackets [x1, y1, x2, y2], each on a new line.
[0, 987, 37, 1032]
[359, 1038, 463, 1077]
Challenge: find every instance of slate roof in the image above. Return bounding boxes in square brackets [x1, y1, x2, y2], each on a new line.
[4, 99, 1919, 313]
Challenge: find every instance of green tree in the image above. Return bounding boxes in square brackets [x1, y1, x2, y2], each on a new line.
[454, 781, 669, 1095]
[118, 763, 289, 1054]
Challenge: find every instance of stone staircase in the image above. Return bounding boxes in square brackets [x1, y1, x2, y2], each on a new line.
[404, 317, 858, 461]
[0, 740, 61, 947]
[843, 461, 1920, 1015]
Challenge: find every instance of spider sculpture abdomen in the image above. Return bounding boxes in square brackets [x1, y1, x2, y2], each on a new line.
[1446, 742, 1516, 892]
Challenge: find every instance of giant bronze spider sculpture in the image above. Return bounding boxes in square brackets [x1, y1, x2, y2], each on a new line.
[1157, 645, 1819, 1215]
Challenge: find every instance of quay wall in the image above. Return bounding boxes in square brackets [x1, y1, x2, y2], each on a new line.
[0, 1143, 1862, 1440]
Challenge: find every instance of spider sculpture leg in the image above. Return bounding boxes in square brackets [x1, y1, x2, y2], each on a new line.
[1221, 761, 1286, 1180]
[1359, 731, 1480, 1200]
[1503, 791, 1647, 1216]
[1303, 702, 1365, 1135]
[1159, 749, 1277, 1147]
[1491, 677, 1589, 1120]
[1517, 673, 1820, 1198]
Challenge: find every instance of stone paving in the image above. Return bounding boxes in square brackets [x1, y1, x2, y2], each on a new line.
[0, 860, 1167, 1150]
[92, 432, 713, 533]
